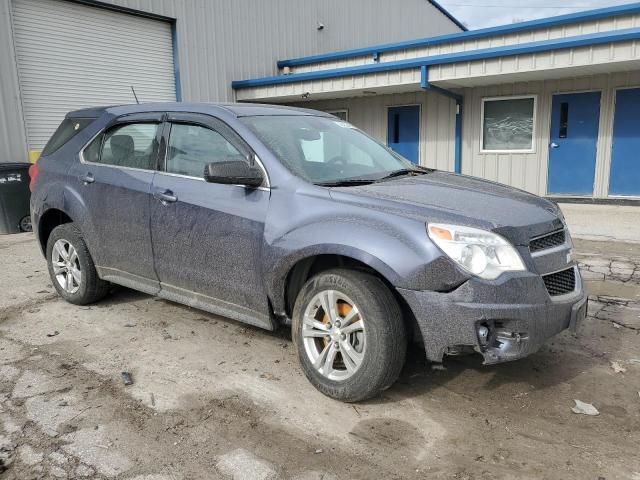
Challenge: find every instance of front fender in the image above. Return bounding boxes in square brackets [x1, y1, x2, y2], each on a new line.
[264, 218, 465, 314]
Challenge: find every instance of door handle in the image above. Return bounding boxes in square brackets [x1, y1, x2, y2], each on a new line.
[79, 173, 95, 185]
[550, 142, 560, 149]
[153, 189, 178, 204]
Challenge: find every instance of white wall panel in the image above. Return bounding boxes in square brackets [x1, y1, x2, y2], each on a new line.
[289, 13, 640, 74]
[460, 72, 640, 198]
[292, 91, 456, 172]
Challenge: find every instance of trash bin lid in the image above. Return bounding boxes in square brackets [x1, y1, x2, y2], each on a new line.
[0, 162, 31, 171]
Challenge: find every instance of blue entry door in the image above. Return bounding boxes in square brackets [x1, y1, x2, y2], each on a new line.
[609, 88, 640, 196]
[547, 92, 601, 195]
[387, 105, 420, 163]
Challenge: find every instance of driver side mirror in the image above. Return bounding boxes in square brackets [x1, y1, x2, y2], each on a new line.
[204, 160, 264, 188]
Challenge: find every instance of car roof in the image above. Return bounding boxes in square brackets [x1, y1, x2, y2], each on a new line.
[66, 102, 333, 119]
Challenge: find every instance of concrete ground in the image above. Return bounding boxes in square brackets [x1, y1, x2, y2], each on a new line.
[1, 233, 640, 480]
[560, 203, 640, 244]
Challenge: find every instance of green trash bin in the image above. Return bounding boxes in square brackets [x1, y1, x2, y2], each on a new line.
[0, 162, 32, 234]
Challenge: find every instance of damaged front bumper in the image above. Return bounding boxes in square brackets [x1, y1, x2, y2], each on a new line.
[397, 269, 587, 364]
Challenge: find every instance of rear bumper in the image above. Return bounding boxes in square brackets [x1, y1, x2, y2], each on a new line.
[397, 269, 586, 364]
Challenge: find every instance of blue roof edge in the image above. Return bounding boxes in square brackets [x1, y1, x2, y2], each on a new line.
[233, 27, 640, 89]
[428, 0, 468, 32]
[276, 2, 640, 68]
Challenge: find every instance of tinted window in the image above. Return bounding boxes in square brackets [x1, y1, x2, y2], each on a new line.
[42, 118, 94, 156]
[90, 123, 159, 170]
[166, 123, 246, 178]
[83, 134, 101, 163]
[241, 116, 412, 184]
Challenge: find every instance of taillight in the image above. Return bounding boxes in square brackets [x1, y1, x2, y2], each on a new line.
[28, 163, 39, 192]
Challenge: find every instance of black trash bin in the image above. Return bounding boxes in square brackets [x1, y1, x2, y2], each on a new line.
[0, 162, 32, 234]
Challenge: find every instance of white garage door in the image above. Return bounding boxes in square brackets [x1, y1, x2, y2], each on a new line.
[12, 0, 176, 152]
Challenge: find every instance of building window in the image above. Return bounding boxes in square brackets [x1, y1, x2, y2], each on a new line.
[481, 96, 536, 152]
[326, 110, 348, 121]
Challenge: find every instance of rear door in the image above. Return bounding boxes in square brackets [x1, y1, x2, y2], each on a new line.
[70, 113, 162, 293]
[149, 113, 272, 328]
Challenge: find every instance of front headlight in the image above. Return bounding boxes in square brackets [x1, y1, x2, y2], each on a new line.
[427, 223, 526, 280]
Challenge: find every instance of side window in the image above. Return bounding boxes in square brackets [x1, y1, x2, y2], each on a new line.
[166, 123, 246, 178]
[42, 118, 94, 156]
[87, 123, 159, 170]
[83, 134, 102, 163]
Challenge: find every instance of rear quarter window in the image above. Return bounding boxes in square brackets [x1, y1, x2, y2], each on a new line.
[41, 118, 94, 156]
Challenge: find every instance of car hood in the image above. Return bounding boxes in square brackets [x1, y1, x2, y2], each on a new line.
[328, 171, 564, 246]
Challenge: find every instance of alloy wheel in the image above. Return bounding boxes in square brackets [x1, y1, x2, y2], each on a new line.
[19, 215, 32, 232]
[51, 239, 82, 294]
[301, 289, 366, 381]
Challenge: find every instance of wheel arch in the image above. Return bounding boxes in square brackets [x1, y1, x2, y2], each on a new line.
[279, 252, 421, 342]
[37, 208, 74, 254]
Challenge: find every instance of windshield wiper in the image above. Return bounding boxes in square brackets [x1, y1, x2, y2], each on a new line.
[315, 178, 376, 187]
[376, 168, 431, 182]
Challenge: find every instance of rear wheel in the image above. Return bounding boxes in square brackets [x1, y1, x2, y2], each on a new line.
[46, 223, 109, 305]
[292, 269, 407, 402]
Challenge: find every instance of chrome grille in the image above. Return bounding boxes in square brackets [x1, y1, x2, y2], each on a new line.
[542, 267, 576, 296]
[530, 229, 566, 253]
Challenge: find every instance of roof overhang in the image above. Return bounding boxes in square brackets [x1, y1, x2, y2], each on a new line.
[233, 28, 640, 102]
[275, 2, 640, 69]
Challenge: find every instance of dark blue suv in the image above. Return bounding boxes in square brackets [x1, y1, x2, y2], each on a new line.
[30, 103, 587, 401]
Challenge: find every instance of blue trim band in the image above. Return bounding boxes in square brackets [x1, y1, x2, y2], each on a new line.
[420, 66, 463, 102]
[276, 2, 640, 68]
[420, 65, 429, 89]
[234, 27, 640, 89]
[428, 0, 467, 31]
[171, 22, 182, 102]
[454, 103, 462, 174]
[421, 66, 463, 173]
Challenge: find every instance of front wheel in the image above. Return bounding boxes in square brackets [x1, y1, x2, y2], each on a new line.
[292, 269, 407, 402]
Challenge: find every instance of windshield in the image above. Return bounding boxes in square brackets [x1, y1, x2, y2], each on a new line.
[240, 115, 419, 184]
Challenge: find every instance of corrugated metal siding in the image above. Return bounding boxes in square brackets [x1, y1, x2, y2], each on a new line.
[289, 13, 640, 74]
[12, 0, 176, 151]
[99, 0, 462, 102]
[0, 0, 462, 163]
[293, 91, 456, 171]
[460, 71, 640, 197]
[0, 0, 27, 163]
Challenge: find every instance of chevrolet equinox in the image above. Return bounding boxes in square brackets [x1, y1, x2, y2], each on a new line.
[29, 103, 587, 402]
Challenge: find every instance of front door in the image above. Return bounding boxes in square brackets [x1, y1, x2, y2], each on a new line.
[149, 113, 272, 328]
[69, 115, 162, 293]
[387, 105, 420, 163]
[609, 88, 640, 197]
[547, 92, 601, 195]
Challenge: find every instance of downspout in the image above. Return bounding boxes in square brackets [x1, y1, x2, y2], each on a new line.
[420, 66, 463, 174]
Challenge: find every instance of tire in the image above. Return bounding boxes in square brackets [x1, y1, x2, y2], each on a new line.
[292, 268, 407, 402]
[19, 215, 32, 232]
[46, 223, 110, 305]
